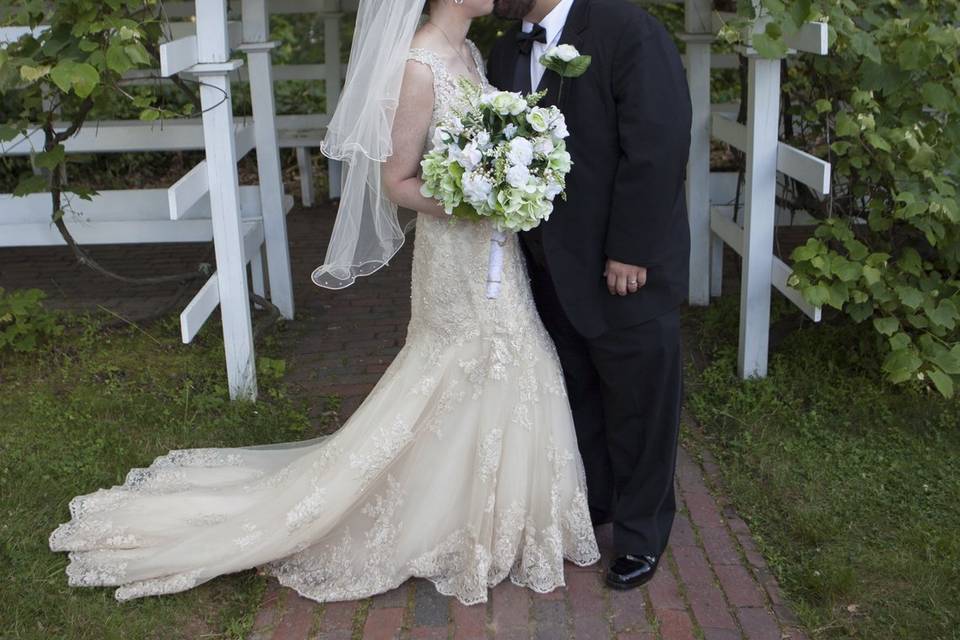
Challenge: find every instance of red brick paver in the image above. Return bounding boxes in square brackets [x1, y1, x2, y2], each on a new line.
[0, 205, 810, 639]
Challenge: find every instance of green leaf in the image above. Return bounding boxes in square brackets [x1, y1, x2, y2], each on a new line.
[927, 299, 959, 330]
[930, 346, 960, 375]
[70, 62, 100, 98]
[863, 265, 883, 284]
[921, 82, 954, 111]
[20, 64, 51, 82]
[847, 301, 874, 323]
[827, 281, 850, 309]
[788, 0, 812, 28]
[791, 238, 824, 262]
[896, 248, 923, 276]
[33, 144, 65, 170]
[815, 99, 832, 114]
[562, 55, 592, 78]
[49, 60, 100, 98]
[49, 61, 75, 93]
[106, 43, 133, 74]
[850, 31, 882, 65]
[751, 32, 788, 58]
[865, 131, 891, 152]
[873, 316, 899, 336]
[889, 332, 911, 351]
[895, 285, 924, 310]
[13, 173, 48, 197]
[897, 39, 926, 70]
[835, 112, 859, 137]
[832, 258, 862, 282]
[124, 43, 152, 66]
[907, 143, 936, 172]
[804, 283, 831, 307]
[882, 346, 922, 383]
[927, 368, 954, 399]
[0, 125, 20, 142]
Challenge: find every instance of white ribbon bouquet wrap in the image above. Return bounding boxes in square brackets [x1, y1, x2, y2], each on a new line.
[420, 81, 573, 299]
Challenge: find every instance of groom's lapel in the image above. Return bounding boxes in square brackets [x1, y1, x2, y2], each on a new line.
[500, 24, 525, 92]
[536, 0, 591, 108]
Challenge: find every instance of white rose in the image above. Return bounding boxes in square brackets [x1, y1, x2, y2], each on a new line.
[545, 180, 563, 199]
[548, 44, 580, 62]
[525, 107, 550, 133]
[506, 137, 534, 167]
[506, 164, 531, 188]
[503, 123, 519, 140]
[474, 130, 491, 149]
[432, 126, 454, 150]
[550, 117, 569, 140]
[456, 142, 483, 170]
[548, 148, 572, 173]
[462, 171, 494, 203]
[490, 91, 527, 116]
[534, 137, 555, 155]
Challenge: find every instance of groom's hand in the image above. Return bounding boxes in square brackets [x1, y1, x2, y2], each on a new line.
[605, 259, 647, 296]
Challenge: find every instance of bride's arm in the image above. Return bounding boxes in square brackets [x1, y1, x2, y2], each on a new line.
[382, 60, 447, 219]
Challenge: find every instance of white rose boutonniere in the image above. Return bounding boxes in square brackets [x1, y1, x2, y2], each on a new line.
[539, 45, 591, 103]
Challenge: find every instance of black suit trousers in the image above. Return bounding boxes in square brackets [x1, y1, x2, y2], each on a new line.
[525, 247, 683, 557]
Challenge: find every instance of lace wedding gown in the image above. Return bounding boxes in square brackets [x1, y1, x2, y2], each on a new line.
[48, 41, 600, 606]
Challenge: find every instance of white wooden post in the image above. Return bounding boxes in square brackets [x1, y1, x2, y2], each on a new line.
[194, 0, 258, 400]
[681, 0, 713, 306]
[710, 223, 725, 297]
[325, 9, 343, 200]
[296, 146, 316, 206]
[737, 49, 781, 378]
[240, 0, 295, 320]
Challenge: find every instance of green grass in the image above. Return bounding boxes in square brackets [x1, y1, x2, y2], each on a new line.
[683, 297, 960, 640]
[0, 311, 319, 640]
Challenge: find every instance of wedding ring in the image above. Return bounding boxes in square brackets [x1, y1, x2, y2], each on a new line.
[628, 280, 638, 286]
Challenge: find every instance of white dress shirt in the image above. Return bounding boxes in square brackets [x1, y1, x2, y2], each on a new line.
[521, 0, 576, 90]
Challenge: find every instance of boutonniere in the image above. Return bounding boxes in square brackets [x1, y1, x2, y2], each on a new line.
[539, 45, 591, 103]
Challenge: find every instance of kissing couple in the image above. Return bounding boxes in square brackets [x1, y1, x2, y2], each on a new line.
[49, 0, 692, 606]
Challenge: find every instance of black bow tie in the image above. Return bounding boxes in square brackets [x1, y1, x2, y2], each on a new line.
[516, 24, 547, 55]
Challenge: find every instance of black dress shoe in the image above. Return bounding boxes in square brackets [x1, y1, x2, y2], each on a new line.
[605, 554, 660, 590]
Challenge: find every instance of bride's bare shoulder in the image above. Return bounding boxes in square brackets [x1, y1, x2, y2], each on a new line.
[409, 26, 452, 59]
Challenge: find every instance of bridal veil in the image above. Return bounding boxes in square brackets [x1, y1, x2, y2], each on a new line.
[311, 0, 426, 289]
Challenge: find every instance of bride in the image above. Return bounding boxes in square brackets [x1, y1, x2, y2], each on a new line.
[48, 0, 600, 606]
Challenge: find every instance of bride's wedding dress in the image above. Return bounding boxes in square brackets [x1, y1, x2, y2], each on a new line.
[49, 40, 600, 606]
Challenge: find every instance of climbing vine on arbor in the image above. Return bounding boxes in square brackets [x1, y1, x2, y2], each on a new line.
[0, 1, 215, 318]
[720, 0, 960, 397]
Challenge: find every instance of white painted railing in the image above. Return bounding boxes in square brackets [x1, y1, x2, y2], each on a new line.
[702, 13, 832, 379]
[0, 0, 298, 400]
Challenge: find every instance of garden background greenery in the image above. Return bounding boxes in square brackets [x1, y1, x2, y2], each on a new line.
[1, 1, 958, 638]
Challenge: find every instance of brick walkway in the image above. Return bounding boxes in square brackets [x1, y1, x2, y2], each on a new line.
[0, 205, 809, 640]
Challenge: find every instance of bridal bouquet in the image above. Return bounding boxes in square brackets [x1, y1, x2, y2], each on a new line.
[419, 80, 572, 299]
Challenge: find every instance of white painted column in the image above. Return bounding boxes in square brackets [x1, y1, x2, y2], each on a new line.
[195, 0, 257, 400]
[241, 0, 295, 320]
[710, 224, 725, 297]
[324, 10, 343, 200]
[297, 146, 316, 206]
[737, 51, 781, 379]
[679, 22, 713, 305]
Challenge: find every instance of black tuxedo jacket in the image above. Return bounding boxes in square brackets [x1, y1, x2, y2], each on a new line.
[487, 0, 693, 338]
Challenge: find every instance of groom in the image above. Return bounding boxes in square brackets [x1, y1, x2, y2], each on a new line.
[488, 0, 692, 589]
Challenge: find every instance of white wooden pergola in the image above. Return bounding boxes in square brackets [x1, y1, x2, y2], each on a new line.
[0, 0, 832, 398]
